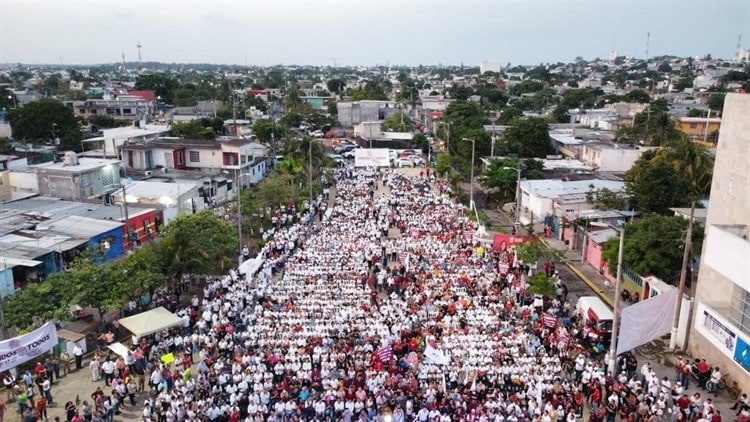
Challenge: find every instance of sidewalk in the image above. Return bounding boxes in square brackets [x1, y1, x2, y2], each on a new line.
[540, 236, 617, 308]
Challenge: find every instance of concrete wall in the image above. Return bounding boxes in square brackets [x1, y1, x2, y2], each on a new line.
[689, 93, 750, 392]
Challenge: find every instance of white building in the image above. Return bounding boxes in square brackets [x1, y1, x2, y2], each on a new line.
[689, 94, 750, 391]
[110, 181, 203, 224]
[518, 179, 626, 225]
[579, 143, 648, 172]
[82, 124, 171, 159]
[480, 61, 503, 74]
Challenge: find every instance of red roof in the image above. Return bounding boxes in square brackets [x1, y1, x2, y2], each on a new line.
[127, 90, 157, 102]
[247, 90, 268, 96]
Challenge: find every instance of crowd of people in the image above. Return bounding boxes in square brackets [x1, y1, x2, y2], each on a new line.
[5, 165, 744, 422]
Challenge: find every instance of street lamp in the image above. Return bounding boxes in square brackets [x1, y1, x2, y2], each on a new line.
[589, 222, 626, 375]
[7, 95, 16, 108]
[502, 165, 523, 230]
[463, 138, 476, 214]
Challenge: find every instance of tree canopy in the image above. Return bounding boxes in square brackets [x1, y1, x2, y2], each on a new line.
[480, 157, 544, 198]
[625, 151, 691, 214]
[381, 113, 414, 132]
[134, 73, 179, 103]
[159, 210, 238, 281]
[6, 98, 82, 151]
[495, 117, 554, 158]
[602, 215, 703, 285]
[171, 119, 219, 140]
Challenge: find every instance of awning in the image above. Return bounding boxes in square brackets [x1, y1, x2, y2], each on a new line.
[107, 342, 130, 358]
[57, 329, 85, 343]
[117, 307, 182, 337]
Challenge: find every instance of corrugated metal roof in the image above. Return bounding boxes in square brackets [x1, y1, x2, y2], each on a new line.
[46, 215, 123, 237]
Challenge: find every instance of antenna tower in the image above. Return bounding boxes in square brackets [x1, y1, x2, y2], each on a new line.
[137, 42, 143, 71]
[737, 34, 743, 61]
[645, 32, 650, 60]
[121, 52, 126, 74]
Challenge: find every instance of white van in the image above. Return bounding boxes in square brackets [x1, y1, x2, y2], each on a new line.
[576, 296, 614, 334]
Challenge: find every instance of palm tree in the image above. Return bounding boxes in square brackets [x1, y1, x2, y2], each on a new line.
[659, 136, 714, 198]
[277, 156, 304, 185]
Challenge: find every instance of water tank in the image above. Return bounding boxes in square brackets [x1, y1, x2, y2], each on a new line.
[63, 151, 78, 166]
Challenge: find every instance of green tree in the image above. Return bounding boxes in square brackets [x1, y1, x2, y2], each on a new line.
[480, 157, 544, 198]
[382, 113, 414, 132]
[171, 120, 217, 140]
[707, 93, 726, 114]
[252, 119, 286, 150]
[528, 272, 557, 297]
[134, 74, 179, 103]
[241, 174, 300, 228]
[326, 78, 346, 97]
[244, 96, 268, 113]
[172, 86, 197, 106]
[585, 187, 630, 210]
[0, 138, 16, 154]
[160, 211, 238, 281]
[496, 117, 553, 158]
[6, 98, 82, 151]
[617, 100, 682, 146]
[412, 132, 428, 152]
[602, 215, 704, 285]
[658, 136, 714, 199]
[624, 151, 691, 214]
[435, 154, 452, 178]
[496, 107, 523, 125]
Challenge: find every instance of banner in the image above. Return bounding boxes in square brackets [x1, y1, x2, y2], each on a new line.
[0, 321, 58, 373]
[493, 234, 532, 253]
[616, 289, 678, 355]
[424, 343, 450, 365]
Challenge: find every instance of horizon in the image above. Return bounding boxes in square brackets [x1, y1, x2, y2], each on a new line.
[1, 1, 749, 67]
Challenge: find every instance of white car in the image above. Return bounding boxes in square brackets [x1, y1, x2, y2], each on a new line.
[342, 150, 356, 159]
[397, 157, 415, 167]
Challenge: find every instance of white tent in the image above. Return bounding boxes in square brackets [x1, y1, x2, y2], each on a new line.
[118, 307, 182, 337]
[107, 342, 130, 358]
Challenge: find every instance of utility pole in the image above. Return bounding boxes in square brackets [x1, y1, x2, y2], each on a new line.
[122, 182, 131, 251]
[514, 166, 522, 228]
[608, 226, 626, 375]
[702, 109, 712, 144]
[308, 138, 313, 220]
[0, 285, 9, 339]
[232, 93, 238, 137]
[237, 168, 242, 268]
[669, 201, 695, 349]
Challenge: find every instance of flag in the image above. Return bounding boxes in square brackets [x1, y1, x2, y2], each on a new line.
[542, 313, 558, 329]
[377, 345, 393, 362]
[399, 252, 409, 265]
[463, 228, 474, 240]
[424, 343, 450, 365]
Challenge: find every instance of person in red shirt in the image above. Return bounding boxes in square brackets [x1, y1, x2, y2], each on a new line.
[33, 362, 46, 378]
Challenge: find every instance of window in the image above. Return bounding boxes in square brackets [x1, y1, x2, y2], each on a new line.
[189, 151, 200, 163]
[176, 151, 184, 166]
[123, 108, 132, 115]
[690, 123, 698, 129]
[729, 286, 750, 337]
[79, 109, 86, 114]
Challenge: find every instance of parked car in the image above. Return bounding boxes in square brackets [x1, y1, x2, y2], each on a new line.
[342, 150, 356, 159]
[335, 144, 359, 154]
[397, 156, 415, 167]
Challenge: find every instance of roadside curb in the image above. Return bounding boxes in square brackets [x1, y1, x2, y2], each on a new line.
[538, 237, 615, 308]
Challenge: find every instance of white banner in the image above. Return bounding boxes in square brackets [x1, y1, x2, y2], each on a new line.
[0, 321, 58, 373]
[617, 289, 678, 355]
[424, 343, 451, 365]
[354, 148, 390, 167]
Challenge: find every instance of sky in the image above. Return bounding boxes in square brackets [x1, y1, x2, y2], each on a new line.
[1, 0, 749, 67]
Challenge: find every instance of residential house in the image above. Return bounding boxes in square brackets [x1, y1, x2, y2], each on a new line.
[110, 181, 203, 224]
[676, 117, 721, 140]
[82, 124, 171, 159]
[517, 178, 626, 228]
[119, 138, 269, 188]
[337, 101, 402, 127]
[33, 154, 122, 201]
[689, 94, 750, 391]
[579, 143, 647, 172]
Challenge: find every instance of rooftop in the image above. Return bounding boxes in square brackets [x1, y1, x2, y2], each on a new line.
[32, 157, 121, 173]
[521, 178, 625, 200]
[111, 180, 197, 200]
